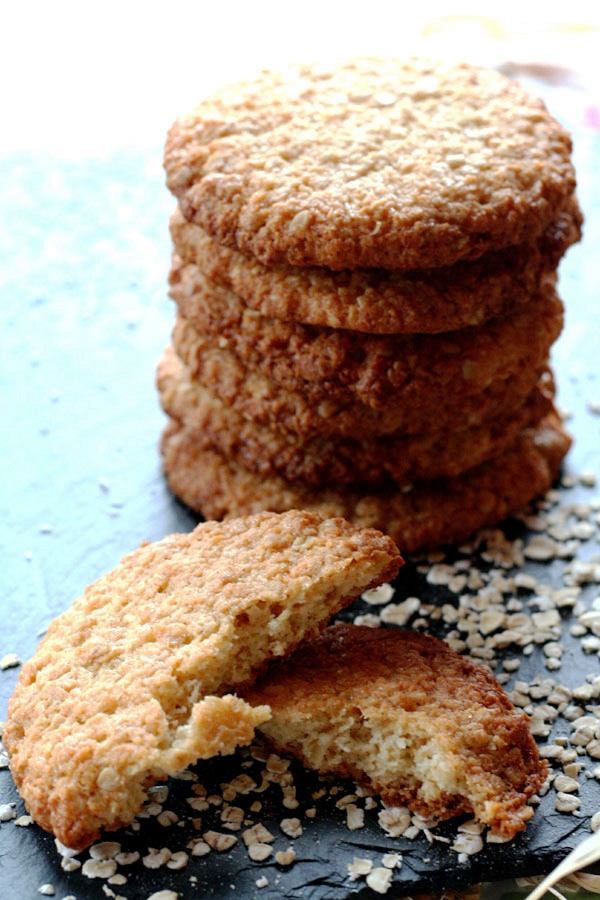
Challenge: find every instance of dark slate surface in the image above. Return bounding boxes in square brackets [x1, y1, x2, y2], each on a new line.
[0, 96, 599, 898]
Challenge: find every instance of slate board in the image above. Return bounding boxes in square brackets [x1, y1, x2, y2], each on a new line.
[1, 90, 599, 898]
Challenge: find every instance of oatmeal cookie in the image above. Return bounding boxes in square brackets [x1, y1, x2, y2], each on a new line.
[170, 271, 563, 410]
[4, 511, 400, 850]
[164, 57, 575, 270]
[243, 624, 546, 838]
[169, 199, 581, 333]
[157, 347, 554, 486]
[159, 412, 571, 552]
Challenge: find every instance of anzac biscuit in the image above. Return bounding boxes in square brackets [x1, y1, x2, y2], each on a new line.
[169, 200, 581, 333]
[170, 272, 563, 410]
[4, 511, 401, 850]
[164, 57, 575, 271]
[157, 347, 555, 486]
[166, 336, 554, 438]
[159, 412, 571, 553]
[242, 624, 546, 838]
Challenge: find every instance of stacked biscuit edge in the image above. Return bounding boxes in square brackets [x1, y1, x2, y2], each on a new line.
[159, 57, 581, 554]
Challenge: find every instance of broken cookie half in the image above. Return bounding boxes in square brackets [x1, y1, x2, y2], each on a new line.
[4, 510, 401, 850]
[243, 623, 547, 839]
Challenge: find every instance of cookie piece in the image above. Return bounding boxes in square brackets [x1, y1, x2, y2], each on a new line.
[242, 624, 547, 838]
[166, 335, 555, 439]
[159, 412, 571, 553]
[4, 511, 401, 850]
[164, 57, 575, 270]
[157, 347, 555, 486]
[170, 271, 563, 410]
[170, 198, 581, 333]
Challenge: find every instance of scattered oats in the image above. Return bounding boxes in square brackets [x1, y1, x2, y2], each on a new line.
[250, 801, 262, 813]
[580, 470, 598, 486]
[335, 793, 358, 808]
[142, 848, 172, 869]
[591, 811, 600, 831]
[166, 851, 189, 870]
[242, 824, 275, 846]
[255, 876, 269, 888]
[266, 754, 290, 774]
[280, 817, 302, 839]
[553, 775, 579, 793]
[275, 848, 296, 866]
[365, 796, 378, 810]
[378, 806, 410, 837]
[353, 613, 381, 627]
[220, 806, 244, 830]
[426, 564, 456, 586]
[348, 857, 373, 880]
[248, 843, 273, 862]
[14, 814, 33, 826]
[38, 886, 55, 896]
[115, 851, 140, 865]
[82, 859, 118, 879]
[0, 653, 21, 669]
[452, 832, 484, 855]
[305, 808, 317, 818]
[54, 839, 79, 858]
[380, 598, 420, 626]
[546, 658, 562, 670]
[108, 874, 127, 886]
[382, 852, 402, 869]
[61, 858, 81, 872]
[186, 796, 209, 811]
[203, 831, 237, 852]
[228, 774, 257, 794]
[90, 842, 121, 860]
[0, 803, 16, 821]
[555, 792, 581, 813]
[366, 866, 393, 894]
[187, 839, 210, 857]
[148, 785, 169, 804]
[479, 609, 505, 635]
[346, 804, 365, 830]
[362, 583, 395, 605]
[503, 658, 521, 672]
[207, 794, 223, 806]
[543, 642, 563, 659]
[147, 892, 179, 900]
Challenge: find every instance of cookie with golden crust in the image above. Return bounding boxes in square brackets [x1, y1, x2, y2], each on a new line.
[170, 272, 563, 411]
[169, 199, 581, 334]
[4, 511, 401, 850]
[242, 624, 546, 838]
[164, 57, 575, 271]
[159, 412, 571, 553]
[157, 347, 555, 486]
[166, 333, 555, 439]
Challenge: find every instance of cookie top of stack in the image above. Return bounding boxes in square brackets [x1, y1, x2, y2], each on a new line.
[165, 56, 575, 277]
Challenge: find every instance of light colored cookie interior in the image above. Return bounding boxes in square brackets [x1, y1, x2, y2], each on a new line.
[243, 624, 547, 838]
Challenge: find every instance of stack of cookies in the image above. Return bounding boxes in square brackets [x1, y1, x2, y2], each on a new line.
[159, 57, 581, 554]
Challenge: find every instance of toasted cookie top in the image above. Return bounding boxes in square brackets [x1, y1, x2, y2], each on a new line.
[165, 57, 575, 271]
[4, 510, 401, 850]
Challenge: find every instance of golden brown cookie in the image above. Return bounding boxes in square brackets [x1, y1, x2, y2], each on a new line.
[4, 511, 401, 850]
[157, 347, 555, 486]
[170, 271, 563, 411]
[242, 623, 546, 838]
[164, 57, 575, 271]
[169, 199, 581, 333]
[159, 412, 571, 553]
[165, 331, 556, 439]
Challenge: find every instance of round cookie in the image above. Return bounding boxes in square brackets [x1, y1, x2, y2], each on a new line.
[169, 199, 581, 334]
[167, 338, 554, 438]
[164, 57, 576, 271]
[159, 412, 572, 554]
[243, 623, 546, 838]
[157, 347, 555, 487]
[170, 272, 563, 410]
